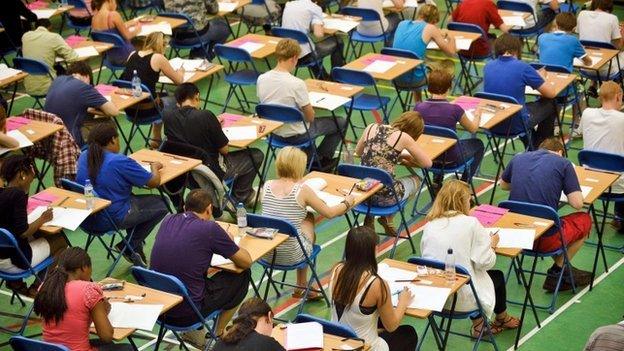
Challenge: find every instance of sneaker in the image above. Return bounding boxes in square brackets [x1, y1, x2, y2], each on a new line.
[130, 253, 147, 268]
[542, 266, 572, 292]
[114, 242, 133, 263]
[114, 242, 146, 267]
[570, 128, 583, 139]
[553, 126, 561, 136]
[181, 327, 207, 350]
[564, 266, 592, 287]
[587, 85, 598, 98]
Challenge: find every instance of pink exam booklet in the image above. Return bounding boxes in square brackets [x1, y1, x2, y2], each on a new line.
[453, 96, 481, 111]
[95, 84, 118, 96]
[65, 35, 87, 48]
[6, 117, 31, 131]
[220, 113, 244, 127]
[472, 204, 509, 226]
[362, 54, 396, 65]
[27, 0, 48, 9]
[27, 193, 59, 214]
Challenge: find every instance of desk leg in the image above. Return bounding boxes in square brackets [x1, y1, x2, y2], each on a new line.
[128, 336, 138, 351]
[263, 251, 277, 301]
[8, 82, 18, 115]
[588, 204, 608, 291]
[441, 293, 458, 350]
[428, 315, 444, 351]
[488, 123, 513, 204]
[61, 230, 72, 247]
[202, 74, 215, 109]
[513, 255, 540, 350]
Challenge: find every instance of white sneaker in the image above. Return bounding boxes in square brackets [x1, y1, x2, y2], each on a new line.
[554, 126, 561, 136]
[180, 327, 207, 350]
[571, 128, 583, 139]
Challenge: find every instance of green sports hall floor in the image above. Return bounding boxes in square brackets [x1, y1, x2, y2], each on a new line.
[1, 3, 624, 350]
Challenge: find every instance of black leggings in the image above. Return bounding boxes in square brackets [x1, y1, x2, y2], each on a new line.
[489, 270, 507, 315]
[379, 325, 418, 350]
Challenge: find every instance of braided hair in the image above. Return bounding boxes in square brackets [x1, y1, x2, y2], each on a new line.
[0, 155, 34, 186]
[86, 122, 118, 186]
[220, 298, 273, 344]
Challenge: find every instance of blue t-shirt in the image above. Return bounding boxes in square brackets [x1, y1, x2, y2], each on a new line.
[76, 150, 152, 222]
[44, 75, 108, 145]
[483, 56, 545, 106]
[392, 20, 428, 82]
[538, 32, 586, 72]
[501, 149, 581, 211]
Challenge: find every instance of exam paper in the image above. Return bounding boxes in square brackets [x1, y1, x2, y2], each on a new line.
[168, 58, 205, 71]
[0, 130, 34, 155]
[74, 46, 99, 58]
[391, 285, 452, 312]
[286, 322, 323, 350]
[211, 254, 233, 266]
[465, 110, 495, 127]
[303, 178, 328, 192]
[32, 9, 57, 19]
[502, 16, 526, 27]
[308, 91, 351, 111]
[237, 41, 265, 54]
[322, 18, 359, 33]
[158, 72, 196, 84]
[560, 185, 592, 202]
[27, 206, 93, 231]
[0, 65, 23, 81]
[315, 191, 344, 207]
[107, 302, 163, 330]
[573, 56, 601, 67]
[378, 263, 419, 293]
[363, 60, 397, 73]
[489, 227, 535, 250]
[218, 1, 239, 12]
[223, 125, 258, 141]
[138, 22, 172, 36]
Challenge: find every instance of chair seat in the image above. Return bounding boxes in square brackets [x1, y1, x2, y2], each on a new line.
[429, 157, 474, 175]
[258, 244, 321, 271]
[0, 257, 54, 281]
[352, 198, 409, 216]
[158, 309, 221, 332]
[522, 246, 564, 258]
[125, 114, 162, 125]
[224, 70, 260, 85]
[170, 40, 205, 50]
[351, 94, 390, 111]
[434, 308, 481, 320]
[509, 27, 542, 37]
[351, 31, 390, 43]
[268, 136, 313, 150]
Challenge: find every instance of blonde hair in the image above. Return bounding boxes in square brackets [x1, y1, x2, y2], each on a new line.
[599, 81, 622, 102]
[391, 111, 425, 141]
[417, 4, 440, 24]
[275, 39, 301, 62]
[275, 146, 307, 180]
[142, 32, 165, 54]
[426, 180, 471, 221]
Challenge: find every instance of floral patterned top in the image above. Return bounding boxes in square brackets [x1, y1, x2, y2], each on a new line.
[360, 124, 405, 206]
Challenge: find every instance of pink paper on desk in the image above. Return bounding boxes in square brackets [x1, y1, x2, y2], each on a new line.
[220, 113, 244, 127]
[65, 35, 87, 48]
[6, 117, 32, 131]
[453, 96, 481, 111]
[472, 205, 509, 226]
[27, 193, 59, 214]
[95, 84, 118, 96]
[362, 54, 396, 65]
[230, 38, 258, 47]
[27, 0, 48, 9]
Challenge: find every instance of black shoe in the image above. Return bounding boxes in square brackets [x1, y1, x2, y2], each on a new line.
[564, 266, 592, 287]
[130, 253, 147, 268]
[114, 242, 138, 265]
[136, 247, 147, 265]
[311, 157, 339, 172]
[587, 85, 598, 98]
[542, 266, 572, 292]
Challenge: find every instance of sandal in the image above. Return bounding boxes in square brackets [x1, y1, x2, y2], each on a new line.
[377, 216, 397, 237]
[471, 318, 503, 338]
[292, 289, 323, 301]
[492, 315, 520, 330]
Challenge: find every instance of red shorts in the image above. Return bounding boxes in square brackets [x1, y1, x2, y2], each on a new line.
[536, 212, 592, 252]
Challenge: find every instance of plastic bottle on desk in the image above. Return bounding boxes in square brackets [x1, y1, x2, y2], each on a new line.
[131, 70, 142, 98]
[236, 203, 247, 238]
[444, 248, 456, 285]
[84, 179, 94, 210]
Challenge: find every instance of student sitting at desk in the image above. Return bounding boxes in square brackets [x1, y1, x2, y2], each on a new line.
[91, 0, 139, 65]
[22, 19, 80, 98]
[330, 226, 418, 351]
[0, 155, 67, 297]
[579, 81, 624, 234]
[483, 34, 558, 149]
[414, 69, 485, 187]
[0, 106, 18, 149]
[392, 4, 457, 103]
[120, 32, 184, 149]
[214, 297, 286, 351]
[354, 111, 432, 235]
[164, 83, 264, 207]
[422, 180, 520, 338]
[238, 0, 281, 35]
[451, 0, 510, 58]
[76, 123, 167, 267]
[516, 0, 558, 29]
[151, 189, 252, 349]
[0, 0, 36, 54]
[35, 247, 134, 351]
[257, 39, 346, 170]
[343, 0, 403, 40]
[44, 61, 119, 146]
[282, 0, 345, 80]
[500, 137, 592, 290]
[262, 147, 354, 299]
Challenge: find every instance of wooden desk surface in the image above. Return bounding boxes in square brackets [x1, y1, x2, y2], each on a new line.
[128, 149, 202, 185]
[488, 211, 554, 257]
[576, 47, 620, 70]
[126, 15, 188, 30]
[7, 117, 63, 144]
[428, 30, 481, 52]
[342, 53, 423, 81]
[322, 13, 362, 35]
[32, 187, 111, 235]
[217, 113, 283, 148]
[529, 71, 577, 97]
[215, 221, 289, 273]
[575, 166, 621, 204]
[302, 171, 384, 207]
[272, 326, 370, 350]
[32, 4, 74, 17]
[159, 63, 224, 85]
[306, 79, 364, 98]
[0, 71, 28, 89]
[415, 134, 456, 160]
[382, 259, 470, 319]
[99, 279, 183, 340]
[452, 96, 523, 130]
[73, 40, 114, 55]
[93, 87, 150, 115]
[218, 0, 251, 16]
[226, 34, 281, 59]
[497, 9, 532, 18]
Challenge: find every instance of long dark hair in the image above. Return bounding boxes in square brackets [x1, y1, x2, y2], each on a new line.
[333, 226, 387, 306]
[0, 155, 34, 185]
[86, 123, 118, 186]
[220, 298, 272, 344]
[34, 248, 92, 324]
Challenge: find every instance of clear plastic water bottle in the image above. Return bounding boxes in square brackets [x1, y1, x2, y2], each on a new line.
[236, 203, 247, 237]
[342, 142, 355, 164]
[131, 70, 142, 98]
[84, 179, 94, 210]
[444, 248, 456, 285]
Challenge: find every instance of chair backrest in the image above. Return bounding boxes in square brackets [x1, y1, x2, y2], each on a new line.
[67, 0, 90, 12]
[12, 57, 51, 76]
[336, 163, 394, 189]
[498, 200, 562, 240]
[159, 12, 196, 33]
[293, 314, 358, 338]
[379, 47, 421, 60]
[578, 150, 624, 174]
[331, 67, 376, 87]
[255, 103, 305, 124]
[271, 27, 311, 46]
[61, 178, 87, 194]
[10, 336, 69, 351]
[473, 91, 527, 136]
[447, 22, 487, 39]
[90, 31, 126, 48]
[340, 6, 381, 22]
[529, 62, 571, 74]
[423, 125, 468, 164]
[0, 229, 31, 272]
[214, 44, 254, 64]
[246, 213, 299, 239]
[580, 40, 617, 50]
[497, 1, 536, 19]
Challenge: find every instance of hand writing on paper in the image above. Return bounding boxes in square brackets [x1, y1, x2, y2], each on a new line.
[150, 161, 164, 172]
[490, 231, 500, 249]
[398, 286, 413, 307]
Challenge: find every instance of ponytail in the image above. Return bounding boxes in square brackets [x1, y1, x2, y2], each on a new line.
[220, 298, 272, 344]
[34, 248, 92, 324]
[86, 122, 118, 186]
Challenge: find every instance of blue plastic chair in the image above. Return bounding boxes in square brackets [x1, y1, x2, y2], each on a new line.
[160, 12, 211, 59]
[131, 267, 221, 350]
[10, 336, 69, 351]
[111, 79, 163, 154]
[408, 257, 499, 351]
[447, 22, 492, 95]
[62, 0, 92, 35]
[498, 200, 576, 313]
[250, 214, 329, 315]
[578, 40, 623, 90]
[60, 179, 138, 276]
[331, 67, 391, 128]
[340, 7, 393, 59]
[336, 163, 414, 258]
[293, 314, 358, 338]
[497, 1, 544, 54]
[90, 31, 129, 83]
[12, 57, 54, 108]
[271, 27, 326, 79]
[237, 0, 280, 37]
[0, 229, 55, 334]
[214, 44, 261, 113]
[380, 47, 428, 111]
